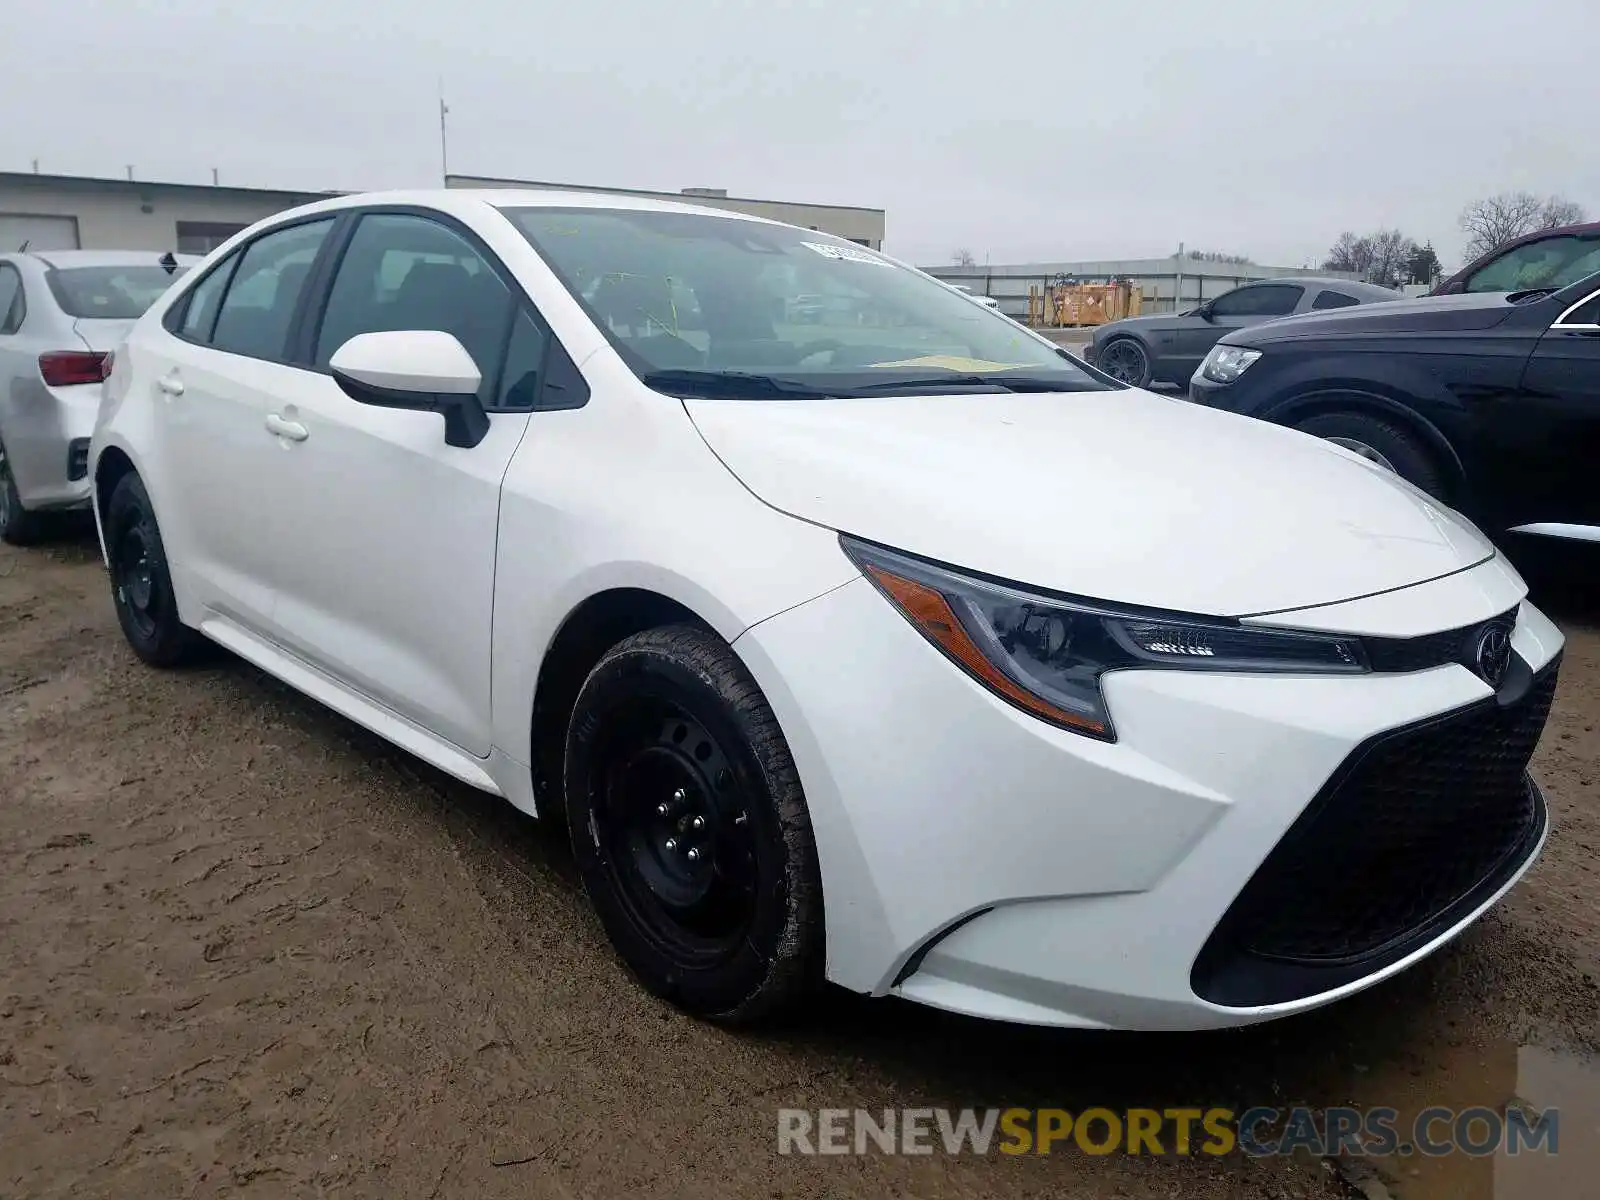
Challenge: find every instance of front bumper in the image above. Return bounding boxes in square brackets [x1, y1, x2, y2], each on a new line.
[1186, 371, 1241, 410]
[733, 557, 1564, 1030]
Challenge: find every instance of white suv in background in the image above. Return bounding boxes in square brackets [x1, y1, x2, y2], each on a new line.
[90, 189, 1563, 1030]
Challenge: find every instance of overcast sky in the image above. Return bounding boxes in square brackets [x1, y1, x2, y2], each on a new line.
[6, 0, 1596, 270]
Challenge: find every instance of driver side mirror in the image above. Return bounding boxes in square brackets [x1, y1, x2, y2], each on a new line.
[1195, 300, 1215, 321]
[330, 330, 490, 449]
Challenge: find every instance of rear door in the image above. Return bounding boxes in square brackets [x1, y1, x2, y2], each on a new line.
[252, 208, 537, 754]
[132, 216, 338, 632]
[1506, 284, 1600, 529]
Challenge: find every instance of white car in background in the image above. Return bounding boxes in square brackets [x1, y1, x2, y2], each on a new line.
[949, 282, 1003, 310]
[0, 250, 194, 542]
[89, 189, 1562, 1030]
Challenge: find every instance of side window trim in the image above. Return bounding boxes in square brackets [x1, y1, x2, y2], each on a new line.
[0, 264, 25, 335]
[164, 213, 341, 366]
[1551, 286, 1600, 331]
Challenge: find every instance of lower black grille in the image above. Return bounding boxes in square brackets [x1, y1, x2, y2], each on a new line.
[1193, 653, 1559, 1007]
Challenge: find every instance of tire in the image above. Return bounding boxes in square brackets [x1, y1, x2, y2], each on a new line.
[1097, 337, 1153, 387]
[0, 435, 50, 546]
[104, 472, 208, 667]
[564, 624, 824, 1024]
[1292, 410, 1448, 499]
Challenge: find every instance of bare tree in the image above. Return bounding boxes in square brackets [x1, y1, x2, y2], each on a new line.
[952, 248, 977, 268]
[1459, 192, 1589, 260]
[1540, 196, 1587, 229]
[1323, 232, 1372, 275]
[1322, 229, 1419, 287]
[1365, 229, 1416, 289]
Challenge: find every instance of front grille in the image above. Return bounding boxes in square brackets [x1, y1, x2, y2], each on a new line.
[1193, 654, 1559, 1006]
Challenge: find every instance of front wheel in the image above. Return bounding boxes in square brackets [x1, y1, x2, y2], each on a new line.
[105, 472, 208, 666]
[564, 624, 824, 1024]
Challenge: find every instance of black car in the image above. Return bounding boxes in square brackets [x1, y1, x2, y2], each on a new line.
[1187, 269, 1600, 542]
[1084, 277, 1402, 388]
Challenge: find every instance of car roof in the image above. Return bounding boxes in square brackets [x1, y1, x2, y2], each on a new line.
[22, 249, 203, 269]
[1249, 276, 1400, 297]
[263, 186, 804, 233]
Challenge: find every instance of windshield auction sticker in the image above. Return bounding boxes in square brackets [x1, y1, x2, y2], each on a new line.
[801, 241, 892, 266]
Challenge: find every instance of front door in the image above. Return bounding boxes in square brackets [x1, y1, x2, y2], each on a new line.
[1170, 283, 1305, 382]
[1507, 286, 1600, 529]
[255, 210, 539, 756]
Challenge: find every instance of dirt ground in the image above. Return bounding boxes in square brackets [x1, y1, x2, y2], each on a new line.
[1, 529, 1596, 1200]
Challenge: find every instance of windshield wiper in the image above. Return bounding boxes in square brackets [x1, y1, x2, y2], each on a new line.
[844, 374, 1097, 394]
[640, 369, 826, 399]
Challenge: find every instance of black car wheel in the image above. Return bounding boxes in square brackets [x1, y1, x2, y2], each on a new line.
[0, 436, 49, 546]
[1292, 411, 1447, 499]
[105, 473, 208, 666]
[1098, 337, 1152, 387]
[565, 624, 824, 1024]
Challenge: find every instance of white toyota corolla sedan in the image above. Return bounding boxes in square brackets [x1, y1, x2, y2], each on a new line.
[89, 189, 1564, 1030]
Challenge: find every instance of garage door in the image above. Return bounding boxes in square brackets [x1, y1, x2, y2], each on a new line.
[0, 214, 81, 251]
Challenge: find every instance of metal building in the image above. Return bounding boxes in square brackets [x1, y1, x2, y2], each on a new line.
[1, 169, 887, 255]
[446, 174, 885, 249]
[0, 171, 338, 254]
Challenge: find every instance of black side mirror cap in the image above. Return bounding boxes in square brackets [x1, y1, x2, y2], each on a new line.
[332, 369, 491, 448]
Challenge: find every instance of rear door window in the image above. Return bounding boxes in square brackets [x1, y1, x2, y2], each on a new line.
[1311, 290, 1361, 310]
[208, 219, 335, 361]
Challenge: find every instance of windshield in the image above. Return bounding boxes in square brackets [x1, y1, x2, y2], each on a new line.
[1466, 234, 1600, 294]
[504, 206, 1111, 398]
[45, 265, 186, 319]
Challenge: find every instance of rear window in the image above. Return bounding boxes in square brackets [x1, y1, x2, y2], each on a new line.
[45, 265, 187, 319]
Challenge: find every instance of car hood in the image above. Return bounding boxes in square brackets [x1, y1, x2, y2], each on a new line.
[685, 388, 1494, 616]
[1222, 293, 1518, 346]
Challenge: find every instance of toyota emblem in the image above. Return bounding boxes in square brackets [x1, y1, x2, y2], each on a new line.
[1473, 624, 1513, 688]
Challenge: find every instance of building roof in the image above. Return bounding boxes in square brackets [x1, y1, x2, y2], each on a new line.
[0, 170, 344, 201]
[446, 173, 884, 215]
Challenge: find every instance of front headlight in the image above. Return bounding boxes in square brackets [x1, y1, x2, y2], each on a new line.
[1199, 345, 1262, 384]
[841, 537, 1366, 741]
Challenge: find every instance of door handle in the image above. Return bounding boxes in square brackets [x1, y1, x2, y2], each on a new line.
[265, 414, 309, 442]
[157, 374, 184, 396]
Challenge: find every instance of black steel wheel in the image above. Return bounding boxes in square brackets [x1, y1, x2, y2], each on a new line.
[565, 624, 823, 1024]
[1098, 337, 1152, 387]
[105, 472, 207, 666]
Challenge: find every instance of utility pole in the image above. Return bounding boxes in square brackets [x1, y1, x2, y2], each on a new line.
[438, 78, 450, 185]
[1174, 241, 1184, 314]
